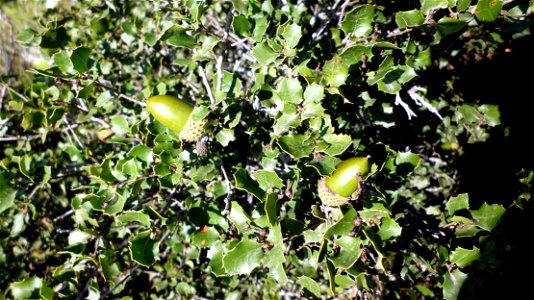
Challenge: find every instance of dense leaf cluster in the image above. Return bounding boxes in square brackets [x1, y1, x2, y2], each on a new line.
[1, 0, 534, 299]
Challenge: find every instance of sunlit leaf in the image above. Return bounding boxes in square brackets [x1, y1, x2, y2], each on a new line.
[223, 238, 263, 275]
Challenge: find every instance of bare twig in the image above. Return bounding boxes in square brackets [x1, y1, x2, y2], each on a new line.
[63, 116, 84, 148]
[394, 93, 417, 120]
[220, 164, 233, 215]
[407, 86, 443, 120]
[198, 64, 216, 105]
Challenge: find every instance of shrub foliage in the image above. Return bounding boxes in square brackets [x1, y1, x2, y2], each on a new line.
[1, 0, 534, 299]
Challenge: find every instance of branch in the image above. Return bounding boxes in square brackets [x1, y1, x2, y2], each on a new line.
[220, 163, 233, 215]
[394, 93, 417, 120]
[198, 64, 216, 105]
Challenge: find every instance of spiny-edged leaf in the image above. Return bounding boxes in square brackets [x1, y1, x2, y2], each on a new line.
[253, 170, 284, 191]
[359, 202, 391, 222]
[232, 15, 251, 36]
[192, 226, 220, 248]
[395, 150, 421, 167]
[341, 45, 373, 65]
[129, 230, 158, 267]
[450, 215, 481, 238]
[443, 269, 468, 300]
[264, 193, 279, 226]
[277, 133, 316, 159]
[470, 203, 505, 231]
[436, 17, 467, 38]
[166, 29, 197, 49]
[228, 201, 254, 232]
[322, 133, 352, 156]
[252, 42, 278, 65]
[10, 276, 42, 300]
[53, 50, 74, 74]
[326, 258, 336, 295]
[232, 0, 248, 15]
[446, 193, 470, 216]
[450, 246, 480, 267]
[223, 238, 263, 275]
[0, 172, 17, 214]
[458, 0, 472, 11]
[277, 77, 303, 104]
[324, 57, 349, 87]
[395, 9, 425, 28]
[299, 275, 322, 298]
[378, 217, 402, 241]
[478, 104, 501, 126]
[304, 83, 325, 103]
[325, 207, 358, 239]
[208, 242, 226, 276]
[278, 22, 302, 51]
[341, 5, 376, 37]
[234, 168, 266, 201]
[127, 144, 153, 164]
[421, 0, 449, 15]
[273, 113, 301, 136]
[264, 223, 288, 283]
[71, 47, 91, 74]
[476, 0, 503, 22]
[363, 228, 385, 271]
[330, 236, 361, 269]
[306, 155, 342, 177]
[116, 211, 151, 227]
[215, 128, 236, 147]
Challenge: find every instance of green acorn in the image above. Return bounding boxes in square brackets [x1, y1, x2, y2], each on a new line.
[318, 156, 370, 206]
[146, 94, 206, 142]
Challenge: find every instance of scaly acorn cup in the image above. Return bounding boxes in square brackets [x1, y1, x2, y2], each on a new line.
[318, 156, 370, 206]
[146, 95, 206, 142]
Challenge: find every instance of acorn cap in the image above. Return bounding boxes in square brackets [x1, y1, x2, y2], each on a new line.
[317, 177, 352, 207]
[179, 117, 207, 142]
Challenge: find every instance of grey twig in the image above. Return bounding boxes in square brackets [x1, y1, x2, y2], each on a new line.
[220, 164, 233, 215]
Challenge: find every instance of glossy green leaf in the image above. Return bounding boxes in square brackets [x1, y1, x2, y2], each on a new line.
[252, 43, 278, 65]
[273, 113, 301, 136]
[476, 0, 503, 22]
[450, 246, 480, 267]
[378, 217, 402, 241]
[10, 276, 42, 300]
[223, 238, 263, 275]
[324, 57, 349, 87]
[53, 50, 74, 74]
[40, 26, 69, 48]
[208, 242, 226, 276]
[0, 172, 16, 214]
[436, 17, 467, 38]
[299, 275, 322, 298]
[306, 156, 342, 177]
[253, 170, 284, 192]
[421, 0, 449, 14]
[457, 0, 472, 11]
[116, 211, 151, 227]
[341, 5, 376, 37]
[395, 10, 425, 28]
[322, 133, 352, 156]
[232, 15, 252, 36]
[277, 133, 315, 159]
[395, 151, 421, 167]
[129, 230, 158, 266]
[264, 193, 279, 226]
[127, 144, 153, 164]
[277, 77, 303, 104]
[470, 203, 505, 231]
[278, 22, 302, 51]
[325, 207, 357, 239]
[215, 128, 236, 147]
[443, 269, 468, 300]
[71, 47, 91, 74]
[167, 30, 196, 49]
[228, 201, 254, 232]
[192, 226, 220, 248]
[234, 168, 266, 201]
[330, 236, 361, 269]
[446, 193, 470, 216]
[264, 223, 288, 283]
